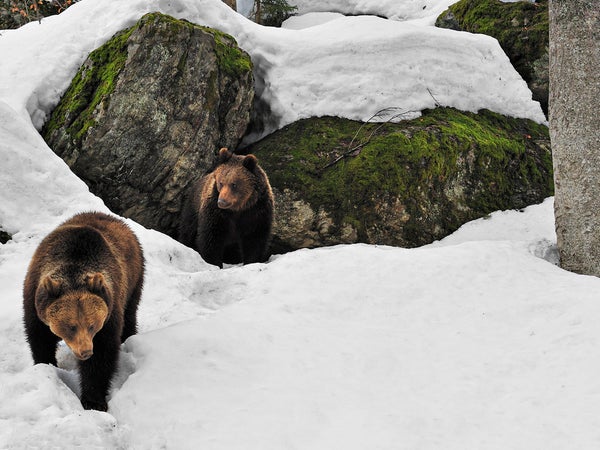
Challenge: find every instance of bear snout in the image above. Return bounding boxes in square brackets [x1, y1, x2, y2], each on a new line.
[74, 348, 93, 360]
[217, 197, 231, 209]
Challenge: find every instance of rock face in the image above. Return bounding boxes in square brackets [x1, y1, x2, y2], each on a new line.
[249, 108, 553, 253]
[43, 13, 254, 237]
[436, 0, 549, 116]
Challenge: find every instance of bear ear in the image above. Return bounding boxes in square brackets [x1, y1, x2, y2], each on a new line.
[242, 154, 257, 172]
[218, 147, 233, 164]
[85, 273, 109, 299]
[40, 276, 62, 299]
[35, 276, 62, 322]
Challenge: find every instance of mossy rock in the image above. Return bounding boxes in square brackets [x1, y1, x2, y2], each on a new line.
[248, 107, 552, 252]
[436, 0, 548, 115]
[43, 12, 254, 238]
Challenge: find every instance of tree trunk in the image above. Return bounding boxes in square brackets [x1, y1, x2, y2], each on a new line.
[549, 0, 600, 275]
[222, 0, 237, 11]
[255, 0, 262, 24]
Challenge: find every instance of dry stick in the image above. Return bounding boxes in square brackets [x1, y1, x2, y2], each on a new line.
[426, 87, 441, 108]
[319, 107, 419, 172]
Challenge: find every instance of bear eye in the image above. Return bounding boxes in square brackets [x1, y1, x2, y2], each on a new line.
[88, 324, 95, 333]
[231, 183, 237, 190]
[68, 325, 77, 334]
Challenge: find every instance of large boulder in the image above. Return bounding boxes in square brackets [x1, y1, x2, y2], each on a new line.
[43, 12, 254, 237]
[249, 107, 553, 253]
[436, 0, 549, 116]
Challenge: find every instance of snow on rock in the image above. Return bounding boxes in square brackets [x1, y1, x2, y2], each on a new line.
[282, 11, 345, 29]
[245, 15, 545, 140]
[289, 0, 461, 23]
[0, 0, 544, 142]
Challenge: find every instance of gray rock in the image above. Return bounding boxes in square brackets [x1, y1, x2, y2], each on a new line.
[43, 13, 254, 237]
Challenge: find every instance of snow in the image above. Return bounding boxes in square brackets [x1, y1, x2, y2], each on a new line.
[1, 0, 598, 449]
[288, 0, 461, 23]
[0, 0, 544, 140]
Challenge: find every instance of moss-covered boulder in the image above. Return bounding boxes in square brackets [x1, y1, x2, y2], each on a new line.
[436, 0, 549, 115]
[43, 12, 254, 237]
[249, 107, 552, 252]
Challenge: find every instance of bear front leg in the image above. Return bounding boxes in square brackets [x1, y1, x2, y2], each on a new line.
[242, 231, 270, 265]
[196, 221, 225, 268]
[25, 317, 60, 366]
[78, 325, 120, 411]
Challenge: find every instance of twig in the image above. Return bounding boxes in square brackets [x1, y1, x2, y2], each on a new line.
[319, 107, 419, 171]
[426, 87, 441, 107]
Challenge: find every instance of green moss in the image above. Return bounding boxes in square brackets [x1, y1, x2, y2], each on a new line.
[252, 107, 553, 246]
[210, 30, 253, 78]
[42, 25, 134, 143]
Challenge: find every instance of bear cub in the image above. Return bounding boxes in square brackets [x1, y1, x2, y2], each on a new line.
[179, 147, 274, 268]
[23, 212, 144, 411]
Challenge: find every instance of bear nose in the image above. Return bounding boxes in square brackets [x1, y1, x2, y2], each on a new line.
[217, 198, 230, 209]
[78, 349, 93, 360]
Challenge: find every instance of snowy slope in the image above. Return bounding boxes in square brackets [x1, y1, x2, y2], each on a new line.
[1, 0, 599, 449]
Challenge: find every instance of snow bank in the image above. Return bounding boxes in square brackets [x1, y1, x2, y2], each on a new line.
[289, 0, 461, 23]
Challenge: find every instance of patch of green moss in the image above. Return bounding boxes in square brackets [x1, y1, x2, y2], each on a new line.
[252, 107, 553, 246]
[436, 0, 548, 84]
[42, 25, 134, 143]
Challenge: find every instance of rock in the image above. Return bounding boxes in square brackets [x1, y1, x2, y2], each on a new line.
[0, 0, 62, 30]
[435, 0, 549, 116]
[248, 108, 553, 253]
[0, 229, 11, 244]
[436, 11, 461, 31]
[43, 12, 254, 237]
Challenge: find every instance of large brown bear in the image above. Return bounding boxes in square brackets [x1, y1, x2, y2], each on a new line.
[23, 212, 144, 411]
[179, 147, 274, 268]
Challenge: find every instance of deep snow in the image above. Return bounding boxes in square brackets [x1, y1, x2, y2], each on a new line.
[1, 0, 599, 449]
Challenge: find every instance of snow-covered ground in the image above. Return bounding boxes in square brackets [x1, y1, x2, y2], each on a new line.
[2, 0, 598, 449]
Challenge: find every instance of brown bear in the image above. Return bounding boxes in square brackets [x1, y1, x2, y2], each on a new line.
[23, 212, 144, 411]
[179, 147, 274, 268]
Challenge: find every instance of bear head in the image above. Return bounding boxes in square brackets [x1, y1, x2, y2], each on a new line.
[36, 273, 110, 360]
[214, 147, 260, 212]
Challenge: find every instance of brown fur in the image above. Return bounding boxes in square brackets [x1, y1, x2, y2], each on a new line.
[179, 148, 274, 268]
[23, 212, 144, 411]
